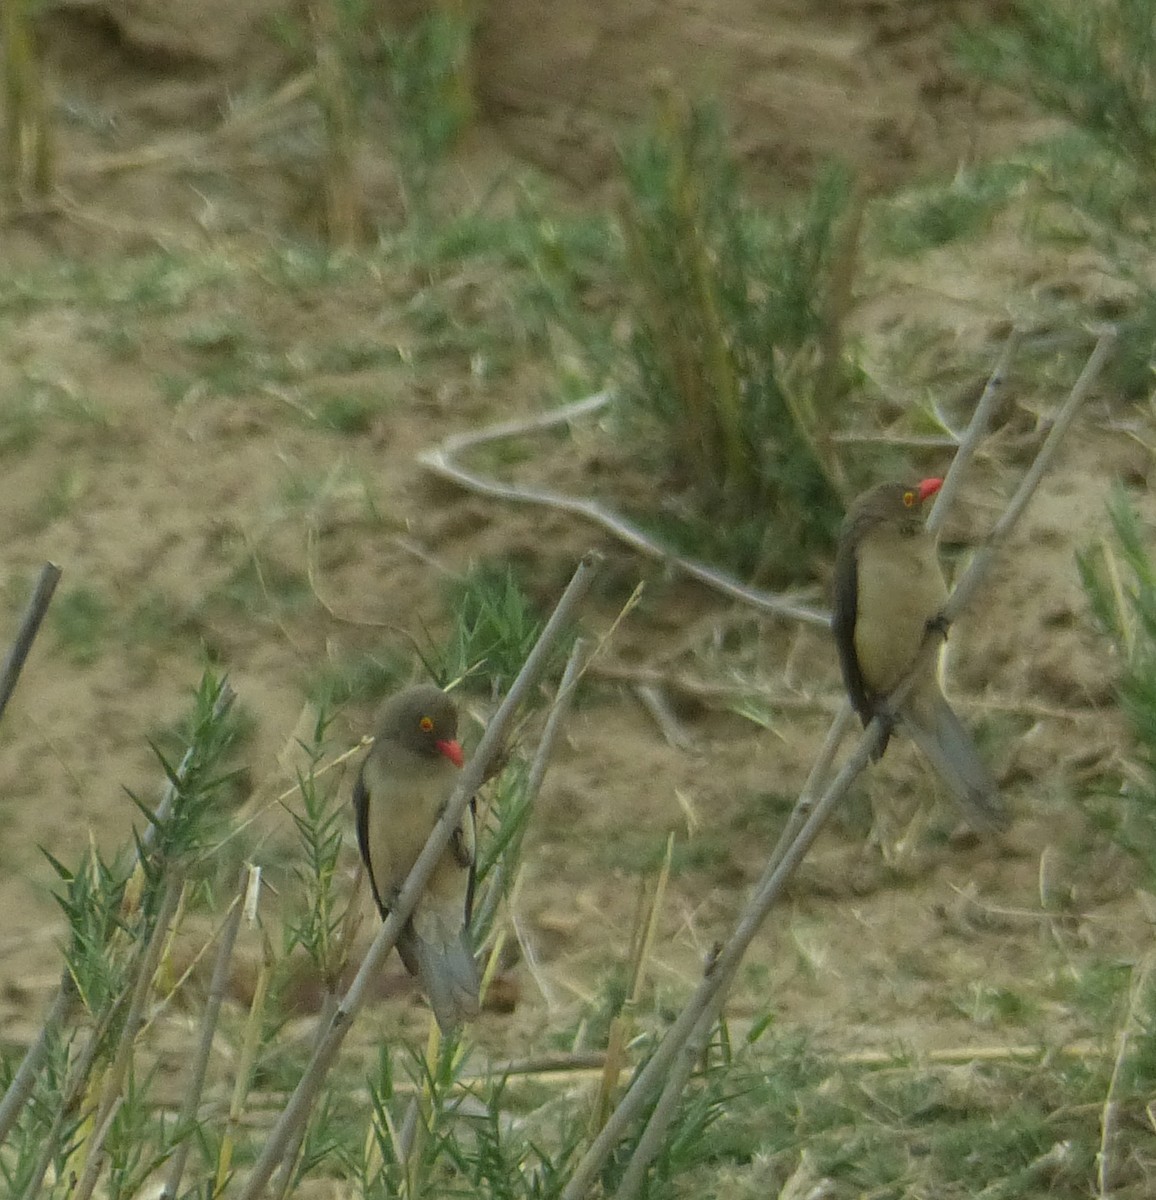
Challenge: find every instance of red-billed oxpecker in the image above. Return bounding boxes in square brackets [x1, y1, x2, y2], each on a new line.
[353, 684, 481, 1033]
[832, 479, 1008, 833]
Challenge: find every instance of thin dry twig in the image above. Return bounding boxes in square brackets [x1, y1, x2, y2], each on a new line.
[216, 927, 273, 1191]
[237, 551, 604, 1200]
[950, 327, 1117, 617]
[590, 659, 834, 715]
[591, 836, 674, 1137]
[418, 391, 829, 627]
[563, 327, 1117, 1200]
[527, 638, 588, 802]
[633, 682, 698, 750]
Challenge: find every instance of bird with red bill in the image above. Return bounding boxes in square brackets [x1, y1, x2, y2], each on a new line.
[352, 684, 481, 1032]
[831, 478, 1008, 833]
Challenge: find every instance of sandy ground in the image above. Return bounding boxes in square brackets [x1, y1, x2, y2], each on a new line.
[0, 0, 1150, 1085]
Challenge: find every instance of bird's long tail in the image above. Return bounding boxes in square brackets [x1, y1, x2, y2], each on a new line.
[903, 692, 1009, 833]
[399, 915, 481, 1036]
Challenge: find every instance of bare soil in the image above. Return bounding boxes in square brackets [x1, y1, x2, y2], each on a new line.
[1, 0, 1149, 1094]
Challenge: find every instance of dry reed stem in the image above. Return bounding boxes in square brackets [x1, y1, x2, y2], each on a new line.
[591, 836, 673, 1136]
[2, 0, 53, 205]
[0, 562, 60, 726]
[1097, 952, 1154, 1197]
[217, 931, 273, 1191]
[633, 682, 698, 749]
[0, 566, 70, 1145]
[526, 637, 588, 805]
[273, 991, 342, 1200]
[148, 1036, 1106, 1119]
[418, 391, 829, 627]
[925, 326, 1024, 538]
[237, 551, 603, 1199]
[475, 636, 590, 937]
[160, 874, 248, 1200]
[562, 326, 1117, 1200]
[613, 997, 718, 1200]
[309, 0, 363, 247]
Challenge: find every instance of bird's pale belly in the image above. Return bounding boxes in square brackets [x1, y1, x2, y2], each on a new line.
[854, 531, 948, 696]
[364, 757, 459, 901]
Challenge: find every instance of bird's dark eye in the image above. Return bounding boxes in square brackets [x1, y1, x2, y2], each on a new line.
[419, 716, 434, 732]
[902, 490, 915, 508]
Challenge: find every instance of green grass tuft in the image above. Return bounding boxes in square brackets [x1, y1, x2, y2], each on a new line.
[51, 585, 111, 665]
[428, 562, 564, 697]
[1078, 489, 1156, 877]
[617, 92, 855, 583]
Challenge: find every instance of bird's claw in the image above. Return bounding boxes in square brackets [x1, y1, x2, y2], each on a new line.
[925, 611, 950, 641]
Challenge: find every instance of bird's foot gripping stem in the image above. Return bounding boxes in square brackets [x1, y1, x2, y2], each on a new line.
[924, 611, 950, 642]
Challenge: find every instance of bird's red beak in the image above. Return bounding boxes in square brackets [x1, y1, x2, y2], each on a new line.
[436, 738, 464, 768]
[917, 477, 943, 503]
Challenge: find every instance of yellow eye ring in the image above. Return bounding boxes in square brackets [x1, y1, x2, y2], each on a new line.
[902, 490, 915, 507]
[419, 716, 434, 732]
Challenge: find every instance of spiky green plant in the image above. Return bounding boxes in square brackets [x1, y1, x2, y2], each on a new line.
[961, 0, 1156, 182]
[425, 563, 565, 698]
[0, 672, 243, 1195]
[381, 5, 477, 220]
[958, 0, 1156, 396]
[1078, 489, 1156, 875]
[618, 92, 855, 583]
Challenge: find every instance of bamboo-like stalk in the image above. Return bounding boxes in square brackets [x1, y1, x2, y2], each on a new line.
[216, 933, 272, 1192]
[2, 0, 53, 205]
[473, 637, 589, 938]
[159, 872, 249, 1199]
[925, 327, 1024, 538]
[309, 0, 363, 247]
[272, 990, 342, 1200]
[0, 565, 69, 1146]
[0, 562, 61, 725]
[237, 551, 603, 1199]
[1097, 953, 1154, 1197]
[590, 834, 673, 1136]
[561, 326, 1117, 1200]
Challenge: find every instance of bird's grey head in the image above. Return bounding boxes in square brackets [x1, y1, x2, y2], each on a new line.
[846, 478, 942, 537]
[375, 685, 460, 759]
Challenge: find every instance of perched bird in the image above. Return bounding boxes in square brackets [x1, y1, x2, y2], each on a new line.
[353, 684, 481, 1033]
[832, 479, 1009, 832]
